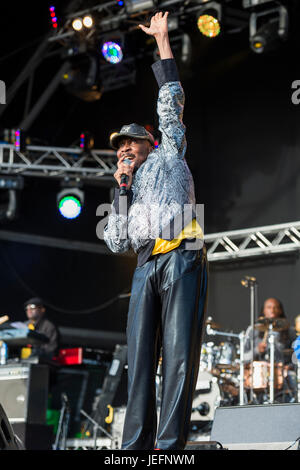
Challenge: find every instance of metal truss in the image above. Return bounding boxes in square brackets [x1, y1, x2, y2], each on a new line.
[0, 143, 117, 184]
[205, 221, 300, 262]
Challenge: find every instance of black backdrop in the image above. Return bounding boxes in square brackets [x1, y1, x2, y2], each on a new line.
[1, 0, 300, 336]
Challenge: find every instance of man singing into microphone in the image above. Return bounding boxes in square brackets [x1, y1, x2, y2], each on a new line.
[104, 11, 208, 450]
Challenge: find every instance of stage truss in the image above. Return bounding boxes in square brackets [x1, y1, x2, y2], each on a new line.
[0, 143, 116, 183]
[205, 221, 300, 262]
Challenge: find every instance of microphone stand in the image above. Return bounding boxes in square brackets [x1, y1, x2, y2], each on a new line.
[241, 276, 258, 403]
[53, 393, 71, 450]
[80, 409, 114, 450]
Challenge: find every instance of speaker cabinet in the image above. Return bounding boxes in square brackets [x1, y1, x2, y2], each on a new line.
[0, 364, 49, 424]
[211, 403, 300, 450]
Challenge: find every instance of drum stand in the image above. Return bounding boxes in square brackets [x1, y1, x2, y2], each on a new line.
[206, 325, 246, 405]
[268, 324, 276, 404]
[241, 276, 258, 404]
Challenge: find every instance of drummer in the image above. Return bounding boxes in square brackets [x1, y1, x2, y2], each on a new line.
[244, 297, 297, 399]
[244, 297, 296, 363]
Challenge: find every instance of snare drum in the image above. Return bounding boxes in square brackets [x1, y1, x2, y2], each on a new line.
[244, 361, 284, 391]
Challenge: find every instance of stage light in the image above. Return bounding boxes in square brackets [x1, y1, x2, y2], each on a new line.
[57, 188, 84, 220]
[14, 129, 27, 152]
[14, 129, 20, 150]
[0, 176, 24, 190]
[79, 131, 94, 151]
[197, 14, 220, 38]
[49, 5, 58, 29]
[102, 42, 123, 64]
[62, 54, 103, 102]
[197, 2, 222, 38]
[72, 18, 83, 31]
[83, 15, 93, 28]
[243, 0, 273, 7]
[124, 0, 154, 14]
[249, 6, 288, 54]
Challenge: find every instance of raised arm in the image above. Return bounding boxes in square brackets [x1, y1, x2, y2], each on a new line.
[139, 12, 173, 60]
[139, 12, 186, 160]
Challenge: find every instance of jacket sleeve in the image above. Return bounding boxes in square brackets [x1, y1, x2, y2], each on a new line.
[103, 188, 133, 253]
[151, 58, 187, 160]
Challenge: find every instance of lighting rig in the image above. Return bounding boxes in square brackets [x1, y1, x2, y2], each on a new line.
[0, 0, 291, 221]
[0, 0, 290, 131]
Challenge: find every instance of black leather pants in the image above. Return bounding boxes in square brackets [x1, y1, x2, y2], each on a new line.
[121, 241, 208, 450]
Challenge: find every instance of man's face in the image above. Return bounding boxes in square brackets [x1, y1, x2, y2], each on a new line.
[26, 304, 45, 322]
[116, 137, 153, 172]
[263, 298, 282, 319]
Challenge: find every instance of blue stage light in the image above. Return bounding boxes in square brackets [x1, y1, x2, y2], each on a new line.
[101, 42, 123, 64]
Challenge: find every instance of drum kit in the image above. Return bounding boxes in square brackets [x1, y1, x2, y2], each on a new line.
[191, 314, 297, 425]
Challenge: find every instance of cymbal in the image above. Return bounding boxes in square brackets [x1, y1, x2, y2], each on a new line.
[206, 318, 220, 329]
[254, 317, 289, 332]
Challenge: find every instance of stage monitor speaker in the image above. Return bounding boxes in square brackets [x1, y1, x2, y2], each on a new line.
[0, 364, 49, 424]
[0, 403, 20, 450]
[211, 403, 300, 450]
[185, 440, 225, 450]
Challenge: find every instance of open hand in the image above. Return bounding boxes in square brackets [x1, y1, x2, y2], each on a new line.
[139, 11, 169, 37]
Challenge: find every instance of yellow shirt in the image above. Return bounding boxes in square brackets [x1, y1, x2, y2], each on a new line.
[152, 218, 204, 256]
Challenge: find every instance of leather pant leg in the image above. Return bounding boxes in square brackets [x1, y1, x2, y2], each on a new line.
[155, 246, 208, 450]
[121, 259, 162, 450]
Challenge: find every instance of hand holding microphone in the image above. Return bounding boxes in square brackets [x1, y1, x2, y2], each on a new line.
[114, 156, 135, 195]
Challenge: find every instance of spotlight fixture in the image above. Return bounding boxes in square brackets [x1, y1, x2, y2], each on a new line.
[0, 176, 24, 222]
[82, 15, 93, 28]
[243, 0, 274, 7]
[0, 175, 24, 191]
[62, 54, 102, 102]
[124, 0, 155, 14]
[72, 18, 83, 31]
[249, 6, 288, 54]
[57, 187, 84, 220]
[102, 41, 123, 64]
[197, 2, 222, 38]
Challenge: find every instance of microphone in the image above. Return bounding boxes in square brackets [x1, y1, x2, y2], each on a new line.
[119, 158, 132, 196]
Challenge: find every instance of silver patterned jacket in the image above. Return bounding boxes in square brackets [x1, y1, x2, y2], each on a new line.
[103, 59, 198, 264]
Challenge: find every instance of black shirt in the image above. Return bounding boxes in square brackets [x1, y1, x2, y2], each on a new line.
[26, 316, 59, 358]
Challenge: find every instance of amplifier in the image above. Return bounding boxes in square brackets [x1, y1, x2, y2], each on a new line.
[0, 364, 49, 424]
[211, 403, 300, 450]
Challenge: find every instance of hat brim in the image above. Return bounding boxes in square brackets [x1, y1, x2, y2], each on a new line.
[110, 132, 154, 150]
